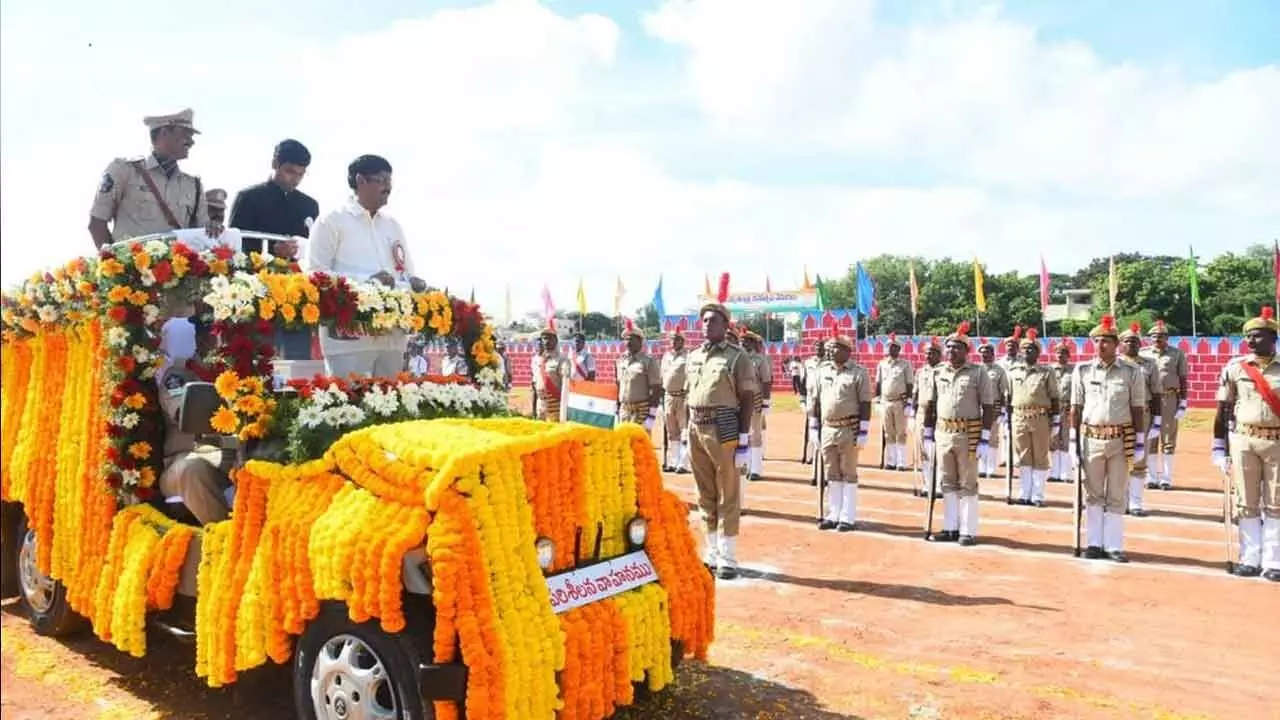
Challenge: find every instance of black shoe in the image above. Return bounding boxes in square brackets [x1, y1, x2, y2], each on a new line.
[837, 522, 856, 533]
[958, 535, 977, 546]
[676, 468, 690, 475]
[1048, 476, 1060, 483]
[662, 465, 674, 473]
[716, 565, 738, 580]
[1160, 482, 1172, 491]
[1084, 546, 1106, 560]
[1130, 508, 1147, 517]
[818, 519, 838, 531]
[1263, 569, 1280, 582]
[1015, 498, 1030, 506]
[1145, 480, 1159, 490]
[1107, 551, 1129, 563]
[1231, 564, 1261, 578]
[1032, 500, 1045, 508]
[931, 530, 959, 543]
[748, 473, 762, 481]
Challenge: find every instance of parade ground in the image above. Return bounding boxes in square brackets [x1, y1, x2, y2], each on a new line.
[1, 395, 1272, 720]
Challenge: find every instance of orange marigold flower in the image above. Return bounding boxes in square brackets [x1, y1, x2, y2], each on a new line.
[235, 395, 266, 416]
[210, 407, 239, 434]
[259, 298, 277, 321]
[128, 441, 153, 459]
[99, 258, 125, 277]
[239, 376, 266, 395]
[301, 303, 320, 325]
[128, 290, 150, 306]
[214, 371, 241, 401]
[172, 254, 190, 277]
[132, 251, 152, 270]
[279, 303, 298, 323]
[140, 467, 157, 487]
[107, 286, 132, 304]
[124, 392, 147, 410]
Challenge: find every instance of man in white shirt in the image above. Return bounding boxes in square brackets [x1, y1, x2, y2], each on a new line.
[440, 338, 470, 378]
[406, 341, 430, 376]
[568, 332, 596, 382]
[305, 155, 426, 379]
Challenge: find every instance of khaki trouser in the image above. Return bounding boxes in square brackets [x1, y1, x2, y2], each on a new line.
[821, 426, 860, 483]
[690, 422, 741, 537]
[619, 401, 649, 425]
[665, 394, 687, 441]
[535, 390, 561, 422]
[1230, 432, 1280, 519]
[1131, 416, 1150, 474]
[1155, 391, 1180, 454]
[1012, 412, 1052, 470]
[882, 399, 907, 444]
[937, 428, 979, 497]
[1049, 413, 1071, 452]
[1083, 436, 1129, 513]
[159, 447, 231, 526]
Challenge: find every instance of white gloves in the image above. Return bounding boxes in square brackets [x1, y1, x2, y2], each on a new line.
[977, 428, 992, 451]
[735, 433, 749, 468]
[1176, 399, 1187, 420]
[762, 399, 771, 416]
[857, 420, 870, 448]
[1132, 437, 1146, 463]
[905, 402, 916, 419]
[1211, 438, 1229, 472]
[644, 411, 656, 432]
[922, 426, 935, 455]
[1148, 415, 1162, 441]
[807, 416, 819, 432]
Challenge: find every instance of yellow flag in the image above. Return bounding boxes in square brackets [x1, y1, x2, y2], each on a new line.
[614, 277, 626, 315]
[704, 274, 712, 298]
[802, 266, 813, 290]
[576, 278, 588, 316]
[1108, 256, 1118, 316]
[973, 258, 987, 313]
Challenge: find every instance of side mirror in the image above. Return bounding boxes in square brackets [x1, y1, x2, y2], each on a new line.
[179, 382, 222, 435]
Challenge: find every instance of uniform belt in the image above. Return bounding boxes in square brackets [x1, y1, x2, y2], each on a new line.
[665, 390, 688, 398]
[883, 394, 908, 403]
[824, 415, 860, 429]
[1083, 423, 1129, 440]
[622, 401, 650, 414]
[690, 406, 729, 424]
[1162, 388, 1180, 395]
[1238, 424, 1280, 440]
[939, 417, 980, 432]
[1012, 405, 1050, 417]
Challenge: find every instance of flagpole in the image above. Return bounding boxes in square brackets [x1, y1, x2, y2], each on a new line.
[912, 312, 917, 337]
[1191, 298, 1197, 338]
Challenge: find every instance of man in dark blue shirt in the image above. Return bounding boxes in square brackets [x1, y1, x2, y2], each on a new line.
[229, 139, 320, 360]
[228, 139, 319, 258]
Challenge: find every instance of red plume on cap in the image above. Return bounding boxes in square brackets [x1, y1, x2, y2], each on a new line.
[888, 332, 898, 343]
[1010, 324, 1022, 340]
[1153, 319, 1166, 331]
[1100, 314, 1116, 331]
[957, 320, 971, 335]
[716, 273, 731, 304]
[1128, 321, 1141, 334]
[1025, 328, 1038, 342]
[625, 317, 635, 333]
[1263, 307, 1275, 321]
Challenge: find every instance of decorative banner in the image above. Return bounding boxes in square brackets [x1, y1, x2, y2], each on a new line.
[698, 288, 820, 313]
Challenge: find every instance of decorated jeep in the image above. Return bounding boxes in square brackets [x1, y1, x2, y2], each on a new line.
[0, 234, 715, 720]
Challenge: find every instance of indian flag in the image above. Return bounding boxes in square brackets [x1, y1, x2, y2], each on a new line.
[564, 380, 618, 429]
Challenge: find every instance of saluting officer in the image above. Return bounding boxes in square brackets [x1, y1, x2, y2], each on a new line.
[876, 333, 915, 472]
[89, 109, 218, 248]
[978, 340, 1011, 478]
[531, 327, 569, 422]
[1119, 322, 1161, 516]
[1049, 341, 1076, 482]
[1071, 316, 1147, 563]
[912, 339, 943, 496]
[812, 335, 873, 531]
[661, 328, 691, 473]
[1142, 320, 1188, 489]
[686, 303, 757, 580]
[801, 339, 827, 464]
[1213, 307, 1280, 581]
[921, 322, 996, 545]
[742, 330, 773, 481]
[616, 321, 661, 433]
[1007, 329, 1060, 507]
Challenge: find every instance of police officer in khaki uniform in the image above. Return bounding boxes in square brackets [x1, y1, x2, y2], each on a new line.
[1070, 316, 1147, 562]
[1007, 329, 1060, 507]
[921, 322, 996, 545]
[742, 330, 772, 481]
[89, 109, 217, 248]
[1214, 307, 1280, 581]
[812, 335, 873, 531]
[616, 322, 661, 432]
[686, 303, 757, 580]
[1049, 342, 1076, 482]
[978, 341, 1011, 478]
[1141, 320, 1189, 489]
[661, 328, 690, 473]
[912, 339, 943, 496]
[205, 188, 228, 225]
[531, 327, 569, 422]
[801, 339, 827, 464]
[157, 360, 233, 525]
[876, 333, 915, 471]
[1119, 322, 1161, 516]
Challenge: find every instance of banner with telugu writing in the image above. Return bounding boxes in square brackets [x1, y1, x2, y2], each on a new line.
[697, 288, 821, 313]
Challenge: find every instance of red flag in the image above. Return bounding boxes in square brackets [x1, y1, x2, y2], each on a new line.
[540, 283, 556, 322]
[1039, 254, 1050, 311]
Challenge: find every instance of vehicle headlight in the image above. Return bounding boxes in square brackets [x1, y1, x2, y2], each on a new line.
[626, 517, 648, 547]
[535, 537, 555, 570]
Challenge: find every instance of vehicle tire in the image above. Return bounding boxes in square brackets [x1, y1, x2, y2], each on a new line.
[1, 502, 22, 600]
[15, 512, 86, 637]
[293, 602, 432, 720]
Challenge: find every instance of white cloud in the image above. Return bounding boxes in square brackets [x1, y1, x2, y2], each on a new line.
[1, 0, 1275, 324]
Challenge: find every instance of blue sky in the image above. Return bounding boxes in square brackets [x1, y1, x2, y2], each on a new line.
[1, 0, 1276, 317]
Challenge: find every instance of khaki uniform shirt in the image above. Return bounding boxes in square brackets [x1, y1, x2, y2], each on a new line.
[1071, 360, 1146, 425]
[661, 350, 688, 395]
[913, 362, 940, 406]
[1008, 362, 1060, 408]
[686, 341, 757, 409]
[983, 362, 1011, 407]
[1052, 363, 1075, 405]
[617, 352, 660, 404]
[1122, 354, 1160, 407]
[532, 353, 569, 395]
[750, 351, 773, 397]
[91, 154, 209, 242]
[1217, 355, 1280, 427]
[802, 356, 823, 395]
[817, 361, 872, 423]
[1141, 346, 1188, 394]
[876, 357, 915, 401]
[923, 364, 995, 420]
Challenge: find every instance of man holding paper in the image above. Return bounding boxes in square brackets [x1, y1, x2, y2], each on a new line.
[305, 154, 427, 378]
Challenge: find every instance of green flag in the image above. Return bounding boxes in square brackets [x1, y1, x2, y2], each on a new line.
[815, 274, 829, 310]
[1188, 246, 1200, 306]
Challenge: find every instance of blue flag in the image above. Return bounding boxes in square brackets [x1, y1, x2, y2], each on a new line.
[651, 275, 666, 319]
[855, 263, 875, 317]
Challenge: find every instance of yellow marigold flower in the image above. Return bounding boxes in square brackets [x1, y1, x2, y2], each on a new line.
[172, 254, 190, 277]
[238, 376, 266, 395]
[107, 286, 133, 303]
[20, 318, 39, 334]
[209, 259, 229, 276]
[132, 251, 152, 270]
[128, 441, 153, 459]
[140, 467, 157, 488]
[210, 407, 239, 434]
[279, 303, 298, 323]
[301, 303, 320, 325]
[128, 290, 150, 306]
[259, 298, 277, 321]
[235, 394, 266, 416]
[99, 258, 125, 277]
[125, 392, 147, 410]
[214, 371, 241, 401]
[77, 280, 96, 295]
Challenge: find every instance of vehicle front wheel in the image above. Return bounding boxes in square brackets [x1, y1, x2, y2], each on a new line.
[293, 603, 431, 720]
[16, 513, 85, 637]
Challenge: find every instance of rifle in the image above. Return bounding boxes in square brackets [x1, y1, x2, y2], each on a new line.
[1072, 426, 1083, 557]
[1220, 433, 1234, 574]
[660, 394, 669, 468]
[879, 403, 887, 470]
[923, 432, 937, 540]
[810, 412, 822, 487]
[1004, 400, 1015, 504]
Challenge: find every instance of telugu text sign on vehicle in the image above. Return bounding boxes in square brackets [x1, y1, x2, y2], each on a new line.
[545, 550, 657, 614]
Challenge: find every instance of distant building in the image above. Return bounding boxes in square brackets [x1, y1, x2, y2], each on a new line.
[1044, 289, 1094, 322]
